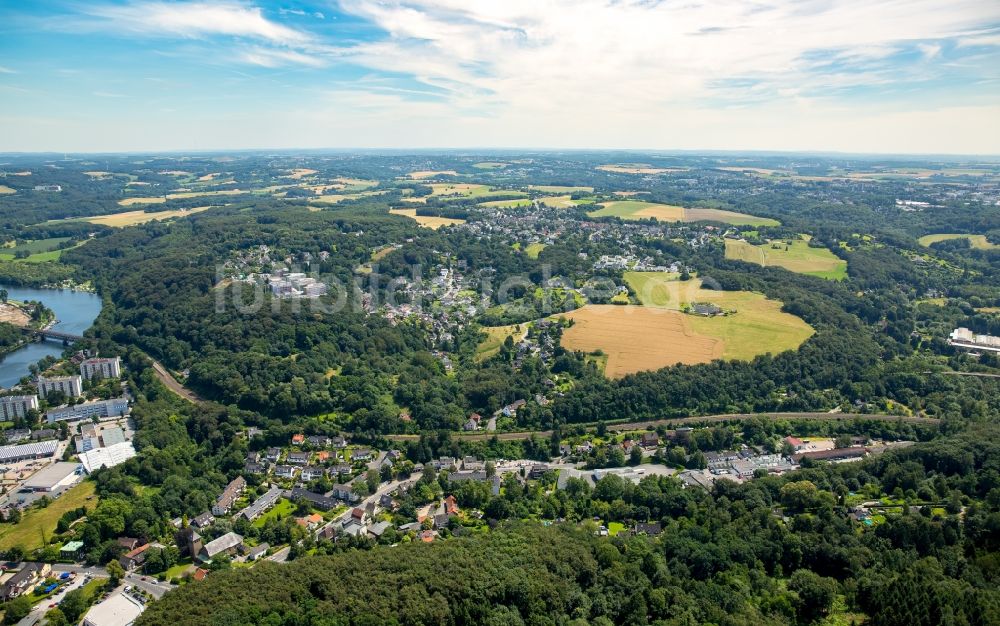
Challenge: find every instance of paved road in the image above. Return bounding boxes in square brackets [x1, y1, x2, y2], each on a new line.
[267, 546, 290, 562]
[17, 573, 91, 626]
[933, 370, 1000, 379]
[149, 358, 202, 403]
[386, 412, 940, 442]
[124, 571, 173, 599]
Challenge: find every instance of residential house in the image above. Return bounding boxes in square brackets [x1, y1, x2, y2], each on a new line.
[1, 563, 50, 600]
[501, 399, 526, 417]
[633, 522, 662, 536]
[291, 434, 305, 445]
[289, 487, 340, 510]
[331, 436, 347, 449]
[640, 432, 659, 448]
[119, 543, 153, 571]
[245, 543, 269, 561]
[351, 448, 372, 461]
[236, 486, 283, 522]
[117, 537, 140, 552]
[244, 462, 266, 476]
[307, 435, 331, 448]
[462, 456, 485, 472]
[295, 513, 323, 531]
[265, 447, 282, 463]
[275, 465, 298, 479]
[529, 464, 549, 479]
[192, 512, 215, 529]
[212, 476, 246, 516]
[369, 521, 392, 540]
[287, 451, 310, 465]
[301, 465, 325, 481]
[329, 464, 352, 477]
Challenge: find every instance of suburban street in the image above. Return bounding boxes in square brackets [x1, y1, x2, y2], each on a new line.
[16, 573, 90, 626]
[124, 571, 173, 599]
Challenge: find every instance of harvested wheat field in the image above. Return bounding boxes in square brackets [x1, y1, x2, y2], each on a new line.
[80, 206, 214, 227]
[588, 201, 778, 226]
[408, 170, 459, 179]
[596, 164, 685, 174]
[284, 168, 317, 179]
[389, 208, 466, 229]
[558, 305, 723, 378]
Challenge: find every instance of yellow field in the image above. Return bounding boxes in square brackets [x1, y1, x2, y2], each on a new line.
[197, 172, 221, 181]
[725, 238, 848, 279]
[559, 305, 723, 378]
[284, 168, 317, 179]
[0, 481, 97, 552]
[588, 201, 778, 226]
[389, 208, 466, 229]
[408, 170, 459, 179]
[0, 185, 15, 194]
[0, 303, 30, 325]
[118, 196, 167, 206]
[524, 243, 546, 259]
[479, 198, 533, 209]
[473, 162, 506, 169]
[80, 206, 214, 227]
[917, 234, 998, 250]
[83, 171, 111, 178]
[539, 195, 592, 209]
[528, 185, 594, 193]
[621, 273, 814, 362]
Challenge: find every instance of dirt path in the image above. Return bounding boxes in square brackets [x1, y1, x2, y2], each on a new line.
[385, 412, 940, 442]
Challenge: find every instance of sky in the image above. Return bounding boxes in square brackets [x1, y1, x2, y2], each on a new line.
[1, 0, 999, 154]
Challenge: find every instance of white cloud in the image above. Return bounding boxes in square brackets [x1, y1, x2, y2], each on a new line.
[241, 47, 326, 68]
[86, 1, 310, 45]
[0, 66, 16, 74]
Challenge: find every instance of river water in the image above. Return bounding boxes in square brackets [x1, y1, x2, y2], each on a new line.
[0, 285, 102, 389]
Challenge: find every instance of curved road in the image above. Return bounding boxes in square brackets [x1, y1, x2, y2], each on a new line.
[149, 358, 202, 403]
[386, 412, 940, 442]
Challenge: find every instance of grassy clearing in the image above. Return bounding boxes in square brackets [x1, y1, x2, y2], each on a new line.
[917, 233, 998, 250]
[118, 189, 245, 206]
[1, 237, 71, 255]
[473, 162, 506, 169]
[725, 237, 848, 280]
[73, 206, 214, 227]
[528, 185, 594, 193]
[478, 198, 533, 209]
[607, 522, 626, 536]
[524, 243, 546, 259]
[252, 498, 296, 528]
[0, 481, 97, 552]
[589, 201, 777, 226]
[118, 196, 167, 206]
[539, 195, 594, 209]
[475, 324, 527, 362]
[389, 208, 466, 229]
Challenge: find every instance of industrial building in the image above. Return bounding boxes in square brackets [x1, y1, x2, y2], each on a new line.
[0, 395, 39, 420]
[0, 439, 58, 463]
[949, 327, 1000, 353]
[22, 462, 83, 492]
[81, 356, 122, 380]
[79, 441, 137, 472]
[46, 398, 129, 423]
[37, 375, 83, 398]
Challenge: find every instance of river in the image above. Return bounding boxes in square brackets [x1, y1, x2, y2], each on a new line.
[0, 285, 102, 389]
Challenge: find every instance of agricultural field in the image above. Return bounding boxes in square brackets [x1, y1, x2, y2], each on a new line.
[478, 198, 533, 209]
[725, 237, 848, 280]
[389, 208, 466, 230]
[118, 189, 246, 206]
[283, 168, 317, 179]
[528, 185, 594, 193]
[558, 305, 723, 378]
[0, 185, 15, 194]
[1, 237, 71, 255]
[539, 195, 595, 209]
[407, 170, 459, 179]
[476, 324, 528, 361]
[0, 481, 97, 552]
[73, 206, 214, 227]
[473, 162, 507, 169]
[917, 233, 998, 250]
[588, 201, 777, 226]
[427, 183, 526, 200]
[620, 273, 814, 362]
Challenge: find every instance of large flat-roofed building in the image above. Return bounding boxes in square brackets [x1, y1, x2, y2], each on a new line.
[0, 395, 39, 420]
[37, 375, 83, 398]
[0, 440, 58, 463]
[81, 357, 122, 380]
[949, 327, 1000, 353]
[23, 462, 83, 492]
[47, 398, 129, 423]
[79, 441, 136, 473]
[83, 592, 145, 626]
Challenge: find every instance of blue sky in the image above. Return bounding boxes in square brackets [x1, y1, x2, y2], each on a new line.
[1, 0, 999, 153]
